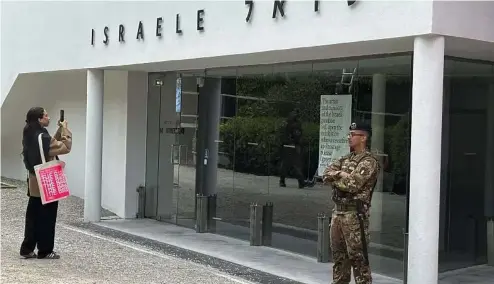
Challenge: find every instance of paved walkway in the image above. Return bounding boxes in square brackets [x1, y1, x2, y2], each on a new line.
[3, 177, 493, 284]
[0, 178, 260, 284]
[93, 218, 402, 284]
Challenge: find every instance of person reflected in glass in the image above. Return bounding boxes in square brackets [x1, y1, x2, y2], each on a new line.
[20, 107, 72, 259]
[279, 109, 313, 189]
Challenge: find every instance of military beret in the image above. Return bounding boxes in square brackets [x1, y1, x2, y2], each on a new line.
[349, 121, 372, 135]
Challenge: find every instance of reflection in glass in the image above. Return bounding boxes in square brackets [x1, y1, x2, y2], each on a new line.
[207, 68, 237, 236]
[347, 57, 412, 279]
[148, 56, 494, 280]
[229, 71, 275, 240]
[438, 59, 494, 271]
[198, 56, 413, 280]
[175, 73, 201, 227]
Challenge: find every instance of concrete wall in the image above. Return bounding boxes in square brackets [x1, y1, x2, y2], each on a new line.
[433, 1, 494, 43]
[3, 0, 494, 220]
[1, 71, 147, 218]
[0, 1, 434, 105]
[1, 71, 86, 184]
[0, 0, 436, 217]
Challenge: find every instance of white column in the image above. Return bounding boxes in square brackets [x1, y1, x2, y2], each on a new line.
[407, 36, 444, 284]
[84, 69, 104, 222]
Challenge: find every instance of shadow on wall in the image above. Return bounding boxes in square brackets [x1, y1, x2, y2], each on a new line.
[1, 70, 87, 197]
[1, 70, 142, 218]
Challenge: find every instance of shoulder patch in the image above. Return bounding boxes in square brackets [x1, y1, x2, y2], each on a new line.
[353, 151, 377, 164]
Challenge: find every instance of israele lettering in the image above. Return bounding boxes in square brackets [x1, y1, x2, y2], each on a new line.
[91, 1, 358, 46]
[91, 9, 205, 46]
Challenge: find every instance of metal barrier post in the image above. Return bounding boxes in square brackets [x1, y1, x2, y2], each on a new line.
[403, 229, 409, 284]
[487, 218, 494, 266]
[207, 194, 217, 233]
[250, 203, 262, 246]
[262, 202, 274, 246]
[317, 213, 330, 263]
[136, 185, 146, 219]
[196, 194, 208, 233]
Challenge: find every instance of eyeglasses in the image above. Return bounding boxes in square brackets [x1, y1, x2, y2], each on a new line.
[347, 132, 365, 138]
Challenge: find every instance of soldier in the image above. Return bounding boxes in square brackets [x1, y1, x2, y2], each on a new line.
[323, 121, 380, 284]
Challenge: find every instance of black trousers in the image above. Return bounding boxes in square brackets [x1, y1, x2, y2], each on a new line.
[20, 197, 59, 258]
[279, 145, 305, 184]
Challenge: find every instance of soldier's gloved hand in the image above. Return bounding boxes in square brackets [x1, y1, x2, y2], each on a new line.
[338, 172, 350, 179]
[323, 171, 339, 184]
[323, 175, 330, 184]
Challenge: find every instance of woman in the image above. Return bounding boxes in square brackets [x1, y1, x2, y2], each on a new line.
[19, 107, 72, 259]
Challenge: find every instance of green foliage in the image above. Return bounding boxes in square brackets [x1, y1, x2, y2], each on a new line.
[219, 116, 320, 176]
[235, 75, 333, 123]
[386, 115, 410, 185]
[221, 74, 410, 187]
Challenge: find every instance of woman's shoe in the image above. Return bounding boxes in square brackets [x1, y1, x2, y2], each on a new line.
[20, 251, 37, 259]
[37, 252, 60, 259]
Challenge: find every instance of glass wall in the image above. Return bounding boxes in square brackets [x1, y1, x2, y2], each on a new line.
[194, 55, 413, 279]
[439, 58, 494, 271]
[147, 55, 494, 279]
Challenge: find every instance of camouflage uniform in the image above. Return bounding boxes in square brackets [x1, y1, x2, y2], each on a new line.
[324, 150, 380, 284]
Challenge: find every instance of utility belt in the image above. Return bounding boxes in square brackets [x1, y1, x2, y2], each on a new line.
[335, 203, 358, 212]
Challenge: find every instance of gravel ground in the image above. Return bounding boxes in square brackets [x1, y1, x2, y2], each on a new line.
[0, 178, 255, 284]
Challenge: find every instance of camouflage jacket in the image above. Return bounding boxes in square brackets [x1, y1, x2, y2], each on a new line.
[323, 150, 380, 207]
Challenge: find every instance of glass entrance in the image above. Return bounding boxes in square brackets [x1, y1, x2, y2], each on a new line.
[144, 72, 197, 227]
[441, 111, 488, 270]
[439, 59, 493, 272]
[172, 74, 199, 227]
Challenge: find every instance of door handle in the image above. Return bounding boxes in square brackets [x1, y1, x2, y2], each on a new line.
[178, 145, 183, 165]
[179, 144, 188, 165]
[171, 144, 188, 165]
[170, 144, 174, 164]
[171, 144, 180, 164]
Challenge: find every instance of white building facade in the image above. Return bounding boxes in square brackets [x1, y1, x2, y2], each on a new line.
[1, 1, 494, 283]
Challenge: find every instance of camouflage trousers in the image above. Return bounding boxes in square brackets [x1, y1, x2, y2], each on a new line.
[330, 211, 371, 284]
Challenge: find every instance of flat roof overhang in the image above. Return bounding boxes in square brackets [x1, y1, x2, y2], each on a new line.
[102, 36, 417, 74]
[91, 36, 494, 75]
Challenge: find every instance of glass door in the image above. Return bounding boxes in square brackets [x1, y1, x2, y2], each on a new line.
[442, 111, 488, 270]
[146, 72, 199, 227]
[154, 74, 179, 223]
[174, 74, 199, 228]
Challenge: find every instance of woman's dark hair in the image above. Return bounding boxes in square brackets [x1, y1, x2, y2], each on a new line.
[22, 107, 45, 169]
[23, 107, 45, 139]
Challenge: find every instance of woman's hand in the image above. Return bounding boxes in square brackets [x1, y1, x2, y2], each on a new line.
[58, 120, 68, 128]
